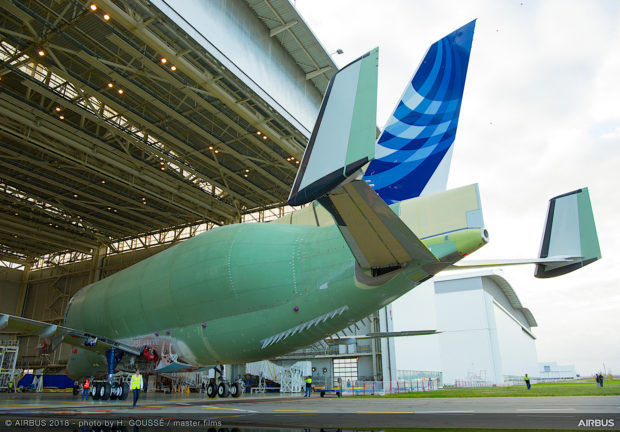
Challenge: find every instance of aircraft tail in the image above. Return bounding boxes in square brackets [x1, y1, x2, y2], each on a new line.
[288, 48, 378, 206]
[287, 48, 437, 270]
[363, 20, 476, 204]
[535, 188, 601, 278]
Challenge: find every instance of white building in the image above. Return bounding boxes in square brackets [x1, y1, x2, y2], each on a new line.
[539, 361, 577, 380]
[392, 270, 539, 385]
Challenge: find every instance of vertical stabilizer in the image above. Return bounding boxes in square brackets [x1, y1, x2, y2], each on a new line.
[288, 49, 378, 206]
[535, 188, 601, 278]
[363, 20, 476, 204]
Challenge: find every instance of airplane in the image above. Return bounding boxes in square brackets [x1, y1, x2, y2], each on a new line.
[0, 20, 600, 400]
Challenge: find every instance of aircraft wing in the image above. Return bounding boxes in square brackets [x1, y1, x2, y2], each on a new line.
[0, 313, 141, 356]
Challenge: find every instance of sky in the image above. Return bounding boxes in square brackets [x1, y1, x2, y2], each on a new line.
[295, 0, 620, 376]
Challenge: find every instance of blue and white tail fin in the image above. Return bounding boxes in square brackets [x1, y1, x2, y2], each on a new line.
[363, 20, 476, 205]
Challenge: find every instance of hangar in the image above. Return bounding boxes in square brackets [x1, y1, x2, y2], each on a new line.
[0, 0, 406, 392]
[0, 0, 330, 376]
[392, 270, 540, 385]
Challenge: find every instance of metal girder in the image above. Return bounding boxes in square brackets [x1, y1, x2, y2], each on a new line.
[0, 0, 316, 262]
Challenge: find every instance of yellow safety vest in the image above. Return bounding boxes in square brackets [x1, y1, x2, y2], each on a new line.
[131, 374, 143, 390]
[305, 377, 312, 384]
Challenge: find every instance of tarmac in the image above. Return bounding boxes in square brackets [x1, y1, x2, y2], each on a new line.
[0, 390, 619, 430]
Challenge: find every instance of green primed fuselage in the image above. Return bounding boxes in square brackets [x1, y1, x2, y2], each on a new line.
[65, 210, 486, 378]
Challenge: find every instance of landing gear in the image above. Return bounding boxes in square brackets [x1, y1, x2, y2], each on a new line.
[87, 348, 129, 401]
[99, 382, 111, 400]
[92, 383, 100, 400]
[205, 366, 243, 398]
[206, 382, 217, 398]
[229, 381, 242, 398]
[108, 382, 128, 400]
[217, 382, 229, 398]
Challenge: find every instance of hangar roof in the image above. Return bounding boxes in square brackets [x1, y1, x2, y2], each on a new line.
[435, 269, 538, 328]
[0, 0, 335, 265]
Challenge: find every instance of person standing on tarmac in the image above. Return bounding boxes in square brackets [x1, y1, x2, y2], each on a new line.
[82, 378, 90, 400]
[304, 376, 312, 397]
[130, 369, 144, 407]
[524, 373, 531, 390]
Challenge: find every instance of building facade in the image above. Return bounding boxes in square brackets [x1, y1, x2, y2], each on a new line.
[392, 270, 539, 385]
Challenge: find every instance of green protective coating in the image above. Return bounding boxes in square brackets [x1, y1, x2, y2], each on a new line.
[345, 48, 378, 168]
[577, 188, 601, 260]
[64, 219, 487, 376]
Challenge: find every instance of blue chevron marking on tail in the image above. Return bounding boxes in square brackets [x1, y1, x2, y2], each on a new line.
[363, 20, 476, 205]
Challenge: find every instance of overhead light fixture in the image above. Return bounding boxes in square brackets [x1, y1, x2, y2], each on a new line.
[90, 4, 97, 11]
[101, 179, 106, 184]
[208, 146, 214, 150]
[170, 65, 177, 71]
[256, 131, 262, 135]
[296, 160, 300, 164]
[38, 49, 45, 57]
[103, 14, 110, 21]
[73, 194, 78, 198]
[59, 115, 65, 120]
[117, 89, 124, 94]
[107, 82, 114, 88]
[243, 174, 248, 178]
[245, 169, 250, 173]
[214, 149, 219, 154]
[55, 106, 61, 112]
[160, 58, 167, 64]
[262, 135, 267, 140]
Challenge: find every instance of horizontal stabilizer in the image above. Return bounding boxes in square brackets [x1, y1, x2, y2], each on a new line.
[288, 49, 378, 206]
[328, 330, 439, 344]
[536, 188, 601, 278]
[0, 313, 140, 356]
[319, 180, 437, 269]
[451, 188, 601, 278]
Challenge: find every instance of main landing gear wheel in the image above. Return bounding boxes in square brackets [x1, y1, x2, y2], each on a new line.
[110, 382, 125, 400]
[120, 382, 129, 400]
[206, 382, 217, 398]
[229, 382, 241, 398]
[217, 382, 229, 398]
[92, 383, 101, 400]
[99, 382, 111, 400]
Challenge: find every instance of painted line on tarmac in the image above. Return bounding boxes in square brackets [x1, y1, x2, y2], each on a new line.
[357, 411, 414, 414]
[414, 410, 475, 414]
[273, 409, 317, 412]
[201, 406, 257, 413]
[516, 408, 576, 412]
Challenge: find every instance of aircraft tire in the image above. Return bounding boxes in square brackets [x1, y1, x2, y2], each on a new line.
[206, 382, 217, 398]
[92, 383, 101, 400]
[217, 382, 229, 398]
[101, 382, 111, 400]
[120, 382, 129, 400]
[229, 382, 241, 398]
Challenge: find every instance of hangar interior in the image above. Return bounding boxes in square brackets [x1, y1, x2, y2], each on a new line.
[0, 0, 400, 391]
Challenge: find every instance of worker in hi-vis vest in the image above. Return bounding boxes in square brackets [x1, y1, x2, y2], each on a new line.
[82, 378, 90, 400]
[130, 369, 144, 407]
[304, 376, 312, 397]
